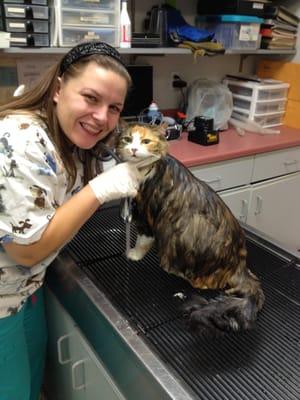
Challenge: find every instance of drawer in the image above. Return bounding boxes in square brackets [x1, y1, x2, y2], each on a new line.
[189, 157, 253, 192]
[5, 18, 49, 32]
[9, 32, 49, 46]
[3, 0, 47, 4]
[59, 27, 118, 47]
[61, 0, 117, 10]
[4, 4, 49, 19]
[252, 147, 300, 182]
[61, 9, 116, 27]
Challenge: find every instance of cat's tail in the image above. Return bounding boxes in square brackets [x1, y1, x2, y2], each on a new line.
[181, 270, 265, 336]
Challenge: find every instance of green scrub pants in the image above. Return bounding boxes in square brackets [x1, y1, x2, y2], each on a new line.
[0, 288, 47, 400]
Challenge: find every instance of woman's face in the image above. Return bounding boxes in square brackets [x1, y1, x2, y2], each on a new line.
[53, 62, 127, 149]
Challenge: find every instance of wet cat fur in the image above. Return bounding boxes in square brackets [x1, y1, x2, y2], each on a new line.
[116, 123, 265, 336]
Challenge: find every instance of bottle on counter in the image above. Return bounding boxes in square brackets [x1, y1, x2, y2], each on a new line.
[120, 0, 131, 48]
[146, 101, 163, 125]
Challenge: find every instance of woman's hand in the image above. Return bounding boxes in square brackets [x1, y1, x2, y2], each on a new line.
[89, 162, 142, 204]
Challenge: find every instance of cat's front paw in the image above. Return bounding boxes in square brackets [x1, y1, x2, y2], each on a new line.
[126, 248, 145, 261]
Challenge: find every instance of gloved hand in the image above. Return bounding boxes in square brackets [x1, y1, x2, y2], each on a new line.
[89, 162, 142, 204]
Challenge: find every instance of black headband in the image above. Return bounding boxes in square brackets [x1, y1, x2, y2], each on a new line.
[59, 41, 126, 75]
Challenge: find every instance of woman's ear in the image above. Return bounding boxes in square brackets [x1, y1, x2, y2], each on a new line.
[53, 77, 62, 104]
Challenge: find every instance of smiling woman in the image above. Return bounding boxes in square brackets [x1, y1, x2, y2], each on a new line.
[53, 63, 127, 149]
[0, 41, 143, 400]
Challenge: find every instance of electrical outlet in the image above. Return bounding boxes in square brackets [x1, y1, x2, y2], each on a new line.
[170, 71, 180, 89]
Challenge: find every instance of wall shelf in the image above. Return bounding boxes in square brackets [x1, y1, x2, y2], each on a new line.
[0, 47, 296, 56]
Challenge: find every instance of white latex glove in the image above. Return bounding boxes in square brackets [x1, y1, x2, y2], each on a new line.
[89, 162, 142, 204]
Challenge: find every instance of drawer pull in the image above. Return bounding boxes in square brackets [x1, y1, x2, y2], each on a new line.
[239, 199, 248, 221]
[57, 334, 72, 365]
[284, 159, 298, 167]
[203, 176, 221, 185]
[71, 359, 87, 391]
[254, 195, 263, 215]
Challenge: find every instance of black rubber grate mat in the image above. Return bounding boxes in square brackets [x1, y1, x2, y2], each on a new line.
[65, 207, 300, 400]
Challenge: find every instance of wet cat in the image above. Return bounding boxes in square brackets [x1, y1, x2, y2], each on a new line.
[116, 123, 265, 336]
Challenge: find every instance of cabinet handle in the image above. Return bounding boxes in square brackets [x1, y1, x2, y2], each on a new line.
[57, 334, 72, 365]
[254, 195, 263, 215]
[71, 359, 86, 391]
[284, 159, 298, 167]
[239, 199, 248, 221]
[203, 176, 221, 185]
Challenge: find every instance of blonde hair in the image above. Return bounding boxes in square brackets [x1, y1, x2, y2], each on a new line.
[0, 54, 131, 190]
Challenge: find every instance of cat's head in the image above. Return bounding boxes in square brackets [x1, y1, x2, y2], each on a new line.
[116, 123, 168, 164]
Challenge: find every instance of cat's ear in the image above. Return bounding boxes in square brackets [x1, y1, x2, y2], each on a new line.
[118, 118, 129, 134]
[157, 122, 169, 139]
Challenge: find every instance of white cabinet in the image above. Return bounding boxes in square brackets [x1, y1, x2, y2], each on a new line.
[191, 147, 300, 251]
[45, 288, 125, 400]
[247, 172, 300, 252]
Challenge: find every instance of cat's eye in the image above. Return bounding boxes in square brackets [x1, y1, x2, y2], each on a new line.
[141, 139, 151, 144]
[123, 136, 132, 143]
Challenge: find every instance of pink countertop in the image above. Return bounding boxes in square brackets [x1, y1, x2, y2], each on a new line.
[168, 126, 300, 167]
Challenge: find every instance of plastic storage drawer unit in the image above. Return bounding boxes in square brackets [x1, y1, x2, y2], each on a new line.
[52, 0, 120, 46]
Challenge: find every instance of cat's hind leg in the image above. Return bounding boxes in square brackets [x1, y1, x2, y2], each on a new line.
[127, 234, 154, 261]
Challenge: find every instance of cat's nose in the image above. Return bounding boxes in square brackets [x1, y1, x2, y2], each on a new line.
[131, 148, 138, 155]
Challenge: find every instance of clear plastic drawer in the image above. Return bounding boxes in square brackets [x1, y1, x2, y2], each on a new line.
[61, 0, 116, 10]
[233, 97, 287, 115]
[5, 18, 49, 33]
[232, 110, 284, 127]
[3, 0, 47, 5]
[59, 27, 118, 47]
[9, 32, 49, 46]
[61, 9, 116, 27]
[4, 4, 49, 19]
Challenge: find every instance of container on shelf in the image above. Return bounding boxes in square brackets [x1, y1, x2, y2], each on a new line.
[195, 14, 263, 50]
[224, 77, 289, 127]
[51, 0, 120, 47]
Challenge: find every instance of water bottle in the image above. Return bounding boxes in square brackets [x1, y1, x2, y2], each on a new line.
[120, 0, 131, 48]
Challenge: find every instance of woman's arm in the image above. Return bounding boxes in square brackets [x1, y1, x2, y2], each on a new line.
[3, 161, 141, 267]
[3, 184, 100, 267]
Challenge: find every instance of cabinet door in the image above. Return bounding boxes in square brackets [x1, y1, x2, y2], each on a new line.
[45, 288, 77, 400]
[45, 288, 125, 400]
[247, 172, 300, 252]
[220, 186, 252, 223]
[70, 333, 125, 400]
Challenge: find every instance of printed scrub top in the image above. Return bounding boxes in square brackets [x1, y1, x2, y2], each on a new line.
[0, 114, 83, 318]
